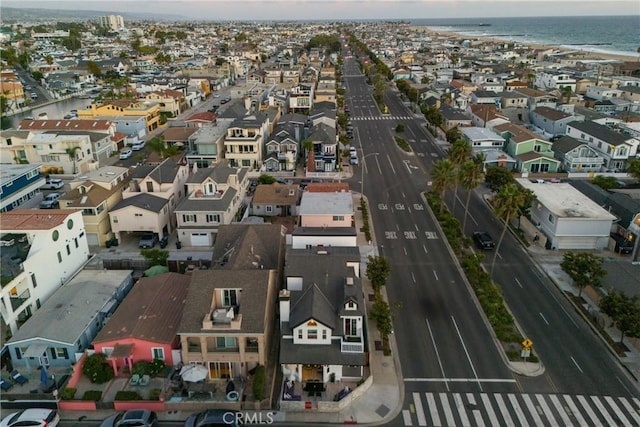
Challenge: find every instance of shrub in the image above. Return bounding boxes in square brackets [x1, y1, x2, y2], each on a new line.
[149, 358, 165, 376]
[81, 390, 102, 401]
[394, 136, 411, 152]
[252, 364, 266, 401]
[132, 361, 151, 376]
[60, 387, 77, 400]
[82, 353, 114, 384]
[395, 123, 405, 133]
[115, 390, 142, 401]
[149, 388, 162, 401]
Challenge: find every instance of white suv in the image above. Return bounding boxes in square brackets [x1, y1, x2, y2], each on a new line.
[41, 178, 64, 190]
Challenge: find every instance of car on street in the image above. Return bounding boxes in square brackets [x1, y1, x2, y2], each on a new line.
[473, 231, 496, 250]
[41, 178, 64, 190]
[119, 148, 133, 159]
[213, 94, 220, 98]
[138, 233, 158, 249]
[131, 141, 146, 151]
[184, 409, 239, 427]
[350, 153, 359, 165]
[40, 192, 62, 209]
[0, 408, 60, 427]
[100, 410, 158, 427]
[30, 92, 38, 98]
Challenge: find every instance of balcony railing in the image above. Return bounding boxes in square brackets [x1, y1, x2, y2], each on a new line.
[341, 337, 364, 353]
[10, 289, 30, 311]
[566, 156, 604, 164]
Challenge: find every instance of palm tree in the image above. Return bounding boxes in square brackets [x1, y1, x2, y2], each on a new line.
[461, 154, 485, 233]
[147, 136, 166, 157]
[491, 183, 527, 277]
[561, 86, 573, 104]
[65, 146, 82, 174]
[447, 139, 472, 214]
[431, 158, 456, 215]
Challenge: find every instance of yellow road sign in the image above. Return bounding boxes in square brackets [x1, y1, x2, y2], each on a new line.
[522, 338, 533, 348]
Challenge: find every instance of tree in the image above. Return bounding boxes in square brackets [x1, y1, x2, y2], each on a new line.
[485, 166, 514, 192]
[461, 155, 485, 233]
[366, 255, 391, 293]
[431, 159, 456, 215]
[140, 248, 169, 267]
[257, 174, 276, 184]
[561, 86, 573, 104]
[592, 175, 618, 190]
[45, 55, 54, 65]
[65, 146, 82, 174]
[560, 251, 607, 297]
[445, 127, 462, 144]
[447, 139, 472, 214]
[600, 290, 640, 343]
[626, 158, 640, 182]
[491, 183, 528, 277]
[370, 294, 393, 337]
[86, 60, 102, 77]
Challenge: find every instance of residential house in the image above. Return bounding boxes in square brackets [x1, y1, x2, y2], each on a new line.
[585, 86, 623, 102]
[565, 120, 639, 171]
[534, 71, 577, 92]
[93, 272, 190, 375]
[292, 191, 355, 249]
[5, 270, 132, 369]
[461, 127, 506, 153]
[552, 136, 605, 173]
[0, 210, 90, 335]
[59, 166, 129, 246]
[110, 158, 189, 240]
[162, 127, 198, 147]
[264, 123, 301, 172]
[184, 112, 217, 128]
[186, 122, 229, 168]
[504, 80, 528, 92]
[0, 79, 25, 111]
[78, 99, 161, 133]
[145, 89, 188, 117]
[500, 91, 529, 109]
[529, 106, 580, 138]
[440, 105, 472, 130]
[495, 123, 560, 173]
[175, 165, 249, 247]
[514, 87, 557, 111]
[178, 268, 279, 380]
[250, 184, 300, 217]
[306, 123, 337, 174]
[470, 90, 501, 105]
[224, 113, 270, 169]
[517, 179, 616, 249]
[0, 164, 45, 212]
[620, 85, 640, 103]
[289, 83, 314, 113]
[467, 105, 510, 129]
[279, 246, 366, 395]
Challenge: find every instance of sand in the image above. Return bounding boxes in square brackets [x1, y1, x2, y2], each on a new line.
[411, 26, 639, 63]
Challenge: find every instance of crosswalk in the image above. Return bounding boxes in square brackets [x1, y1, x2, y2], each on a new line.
[403, 392, 640, 426]
[349, 115, 414, 121]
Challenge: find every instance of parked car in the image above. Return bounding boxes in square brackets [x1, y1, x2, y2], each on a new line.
[1, 408, 60, 427]
[184, 409, 239, 427]
[131, 141, 146, 151]
[40, 192, 62, 209]
[473, 231, 495, 250]
[30, 92, 38, 98]
[138, 233, 158, 249]
[119, 148, 133, 159]
[350, 154, 359, 165]
[41, 178, 64, 190]
[611, 233, 634, 254]
[100, 410, 158, 427]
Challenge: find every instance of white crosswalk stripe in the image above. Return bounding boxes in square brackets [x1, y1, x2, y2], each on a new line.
[404, 392, 640, 427]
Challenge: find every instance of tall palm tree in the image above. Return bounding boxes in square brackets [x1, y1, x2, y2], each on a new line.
[491, 183, 527, 277]
[461, 154, 485, 233]
[431, 158, 456, 215]
[65, 146, 81, 174]
[447, 139, 472, 214]
[561, 86, 573, 104]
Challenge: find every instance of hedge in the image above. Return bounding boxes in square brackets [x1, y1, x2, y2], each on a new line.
[252, 365, 266, 401]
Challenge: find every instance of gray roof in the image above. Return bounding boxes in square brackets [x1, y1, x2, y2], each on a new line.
[570, 180, 640, 227]
[217, 102, 248, 119]
[7, 270, 132, 345]
[1, 129, 31, 138]
[299, 192, 353, 215]
[567, 120, 630, 146]
[186, 164, 247, 184]
[45, 130, 110, 143]
[289, 283, 337, 330]
[148, 158, 182, 183]
[440, 105, 470, 121]
[307, 122, 334, 143]
[111, 193, 169, 212]
[552, 136, 586, 154]
[279, 339, 366, 365]
[292, 226, 356, 236]
[211, 223, 285, 270]
[175, 186, 237, 212]
[178, 269, 275, 334]
[230, 112, 267, 129]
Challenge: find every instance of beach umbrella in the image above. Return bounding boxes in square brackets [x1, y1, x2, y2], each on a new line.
[179, 364, 208, 382]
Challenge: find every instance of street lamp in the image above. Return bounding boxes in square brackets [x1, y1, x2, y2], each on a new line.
[360, 152, 379, 197]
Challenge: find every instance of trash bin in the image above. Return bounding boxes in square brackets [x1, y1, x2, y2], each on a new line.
[176, 241, 182, 249]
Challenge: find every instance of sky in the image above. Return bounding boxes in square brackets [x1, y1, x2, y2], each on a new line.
[4, 0, 640, 21]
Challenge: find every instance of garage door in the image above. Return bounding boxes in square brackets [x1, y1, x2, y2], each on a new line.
[191, 233, 210, 246]
[555, 236, 597, 250]
[87, 233, 99, 246]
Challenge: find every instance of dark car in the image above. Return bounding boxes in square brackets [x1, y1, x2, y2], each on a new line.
[100, 410, 158, 427]
[473, 231, 495, 250]
[611, 233, 634, 254]
[184, 409, 239, 427]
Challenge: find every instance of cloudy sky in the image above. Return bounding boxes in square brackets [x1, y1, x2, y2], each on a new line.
[5, 0, 640, 20]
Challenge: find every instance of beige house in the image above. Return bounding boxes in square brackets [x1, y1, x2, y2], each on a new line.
[298, 191, 353, 228]
[250, 184, 300, 217]
[178, 269, 278, 380]
[144, 89, 188, 117]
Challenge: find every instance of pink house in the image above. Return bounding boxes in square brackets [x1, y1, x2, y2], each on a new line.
[92, 272, 191, 375]
[298, 191, 353, 228]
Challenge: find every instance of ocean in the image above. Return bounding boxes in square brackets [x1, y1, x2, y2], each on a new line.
[411, 15, 640, 58]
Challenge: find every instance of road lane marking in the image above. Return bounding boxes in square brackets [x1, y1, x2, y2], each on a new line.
[563, 395, 588, 426]
[549, 394, 573, 426]
[375, 155, 382, 174]
[453, 393, 471, 426]
[570, 356, 583, 373]
[433, 270, 439, 281]
[577, 395, 603, 426]
[536, 394, 558, 426]
[404, 247, 408, 255]
[536, 273, 580, 329]
[539, 312, 549, 325]
[452, 316, 482, 391]
[422, 244, 428, 254]
[481, 393, 499, 426]
[415, 224, 419, 231]
[404, 378, 517, 382]
[618, 397, 640, 425]
[515, 278, 523, 288]
[426, 393, 441, 426]
[387, 154, 396, 174]
[522, 394, 545, 427]
[439, 393, 455, 427]
[411, 272, 416, 283]
[402, 409, 413, 426]
[604, 396, 631, 426]
[494, 394, 515, 426]
[413, 392, 427, 426]
[591, 396, 617, 426]
[508, 393, 530, 427]
[425, 318, 449, 391]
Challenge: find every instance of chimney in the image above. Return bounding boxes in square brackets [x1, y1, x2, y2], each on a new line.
[279, 289, 290, 327]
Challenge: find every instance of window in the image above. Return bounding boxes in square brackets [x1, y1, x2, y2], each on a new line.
[266, 205, 273, 213]
[55, 348, 67, 359]
[152, 347, 165, 360]
[223, 289, 238, 306]
[345, 318, 358, 336]
[298, 329, 303, 340]
[241, 159, 251, 167]
[183, 214, 197, 223]
[146, 181, 154, 192]
[548, 214, 554, 223]
[322, 330, 327, 340]
[206, 214, 220, 223]
[333, 215, 345, 221]
[308, 329, 318, 340]
[57, 251, 62, 263]
[103, 347, 114, 356]
[112, 216, 118, 223]
[216, 337, 237, 349]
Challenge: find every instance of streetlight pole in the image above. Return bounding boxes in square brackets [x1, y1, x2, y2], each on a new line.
[360, 152, 380, 198]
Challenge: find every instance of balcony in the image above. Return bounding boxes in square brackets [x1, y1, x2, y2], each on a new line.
[566, 155, 604, 165]
[10, 288, 31, 311]
[341, 336, 364, 353]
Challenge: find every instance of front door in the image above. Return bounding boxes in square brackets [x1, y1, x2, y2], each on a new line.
[39, 355, 49, 366]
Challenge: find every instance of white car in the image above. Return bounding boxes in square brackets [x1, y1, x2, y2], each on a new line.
[119, 148, 133, 159]
[0, 408, 60, 427]
[41, 178, 64, 190]
[131, 141, 145, 151]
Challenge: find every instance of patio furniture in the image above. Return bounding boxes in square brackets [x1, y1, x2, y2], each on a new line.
[138, 374, 150, 387]
[129, 374, 140, 386]
[10, 370, 28, 385]
[1, 379, 13, 391]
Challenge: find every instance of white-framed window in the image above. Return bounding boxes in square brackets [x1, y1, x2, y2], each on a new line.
[216, 337, 237, 349]
[308, 329, 318, 340]
[151, 347, 165, 360]
[333, 215, 344, 221]
[183, 214, 197, 223]
[223, 289, 238, 306]
[297, 329, 303, 340]
[344, 318, 358, 336]
[266, 205, 273, 213]
[206, 214, 220, 223]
